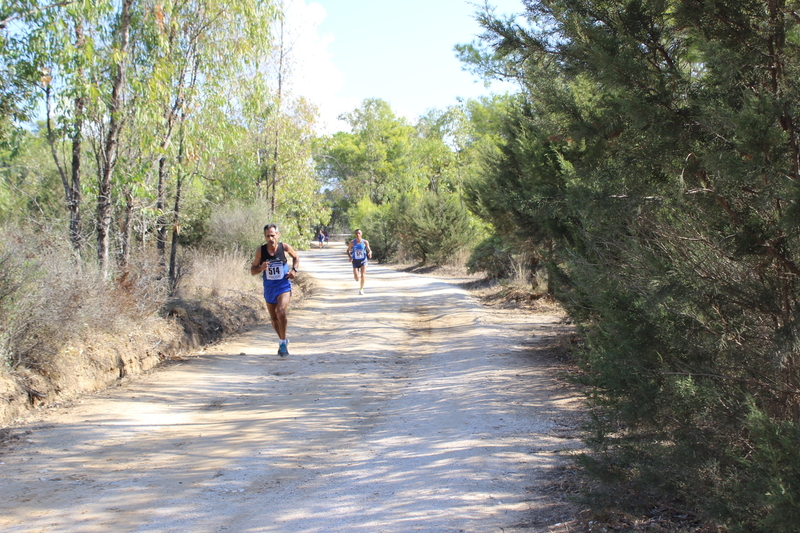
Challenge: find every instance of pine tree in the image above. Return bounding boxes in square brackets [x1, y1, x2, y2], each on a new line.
[464, 0, 800, 528]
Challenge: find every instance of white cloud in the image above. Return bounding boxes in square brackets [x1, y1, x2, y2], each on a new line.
[281, 0, 354, 134]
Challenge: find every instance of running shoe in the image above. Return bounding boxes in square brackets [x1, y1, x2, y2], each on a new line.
[278, 343, 289, 357]
[359, 289, 364, 295]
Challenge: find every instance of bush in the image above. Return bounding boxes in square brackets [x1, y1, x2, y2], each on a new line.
[0, 224, 169, 371]
[394, 191, 473, 265]
[203, 201, 306, 253]
[466, 235, 515, 279]
[0, 241, 44, 370]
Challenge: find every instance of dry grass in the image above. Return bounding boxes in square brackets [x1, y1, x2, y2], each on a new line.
[174, 248, 262, 300]
[0, 232, 168, 371]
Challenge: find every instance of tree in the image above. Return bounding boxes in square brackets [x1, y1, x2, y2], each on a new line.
[0, 1, 40, 149]
[6, 0, 283, 277]
[94, 0, 134, 277]
[316, 98, 418, 206]
[394, 190, 473, 265]
[7, 1, 109, 253]
[464, 0, 800, 528]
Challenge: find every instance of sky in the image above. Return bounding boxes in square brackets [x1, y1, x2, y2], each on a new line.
[281, 0, 525, 133]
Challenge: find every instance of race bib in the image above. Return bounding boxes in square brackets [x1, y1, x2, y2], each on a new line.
[353, 249, 366, 260]
[266, 261, 285, 280]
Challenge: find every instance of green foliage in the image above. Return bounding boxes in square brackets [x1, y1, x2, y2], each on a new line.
[346, 196, 380, 234]
[465, 0, 800, 527]
[394, 191, 473, 265]
[466, 235, 515, 279]
[4, 0, 292, 266]
[314, 98, 419, 207]
[741, 403, 800, 532]
[314, 96, 510, 261]
[0, 129, 65, 222]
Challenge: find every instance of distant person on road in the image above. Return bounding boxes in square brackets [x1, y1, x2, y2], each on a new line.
[323, 230, 329, 247]
[251, 224, 299, 357]
[316, 228, 325, 249]
[347, 229, 372, 295]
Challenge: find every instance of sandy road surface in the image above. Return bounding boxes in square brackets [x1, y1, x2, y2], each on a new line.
[0, 243, 582, 533]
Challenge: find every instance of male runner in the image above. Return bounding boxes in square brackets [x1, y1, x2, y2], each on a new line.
[251, 224, 299, 356]
[347, 229, 372, 295]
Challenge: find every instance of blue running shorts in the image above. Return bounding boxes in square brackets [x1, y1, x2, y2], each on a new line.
[264, 278, 292, 305]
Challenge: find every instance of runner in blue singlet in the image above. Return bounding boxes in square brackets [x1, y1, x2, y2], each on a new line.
[346, 229, 372, 295]
[251, 224, 299, 357]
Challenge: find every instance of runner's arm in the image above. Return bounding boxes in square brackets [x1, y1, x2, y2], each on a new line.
[250, 247, 264, 275]
[284, 243, 300, 278]
[365, 240, 372, 259]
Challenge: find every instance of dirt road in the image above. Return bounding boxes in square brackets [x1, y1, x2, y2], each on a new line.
[0, 243, 582, 533]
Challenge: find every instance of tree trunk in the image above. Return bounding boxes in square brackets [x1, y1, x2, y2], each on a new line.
[96, 0, 133, 277]
[168, 85, 196, 292]
[45, 83, 83, 257]
[68, 20, 85, 253]
[269, 13, 285, 215]
[168, 170, 183, 293]
[156, 155, 168, 268]
[120, 188, 133, 270]
[69, 96, 84, 253]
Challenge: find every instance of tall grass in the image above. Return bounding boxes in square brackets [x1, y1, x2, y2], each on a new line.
[173, 247, 262, 300]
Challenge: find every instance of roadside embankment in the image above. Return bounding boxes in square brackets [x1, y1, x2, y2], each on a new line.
[0, 275, 315, 429]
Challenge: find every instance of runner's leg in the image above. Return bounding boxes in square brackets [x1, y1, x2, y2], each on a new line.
[266, 292, 291, 340]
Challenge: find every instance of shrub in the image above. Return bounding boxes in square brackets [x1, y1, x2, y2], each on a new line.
[466, 235, 515, 279]
[0, 224, 169, 371]
[394, 191, 472, 265]
[203, 201, 305, 253]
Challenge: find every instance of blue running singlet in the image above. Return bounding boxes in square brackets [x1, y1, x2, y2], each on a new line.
[351, 239, 367, 268]
[261, 243, 292, 304]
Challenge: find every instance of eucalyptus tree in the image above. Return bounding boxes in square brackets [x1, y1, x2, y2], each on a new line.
[6, 0, 279, 277]
[9, 0, 140, 273]
[3, 1, 109, 252]
[214, 0, 330, 241]
[93, 0, 135, 276]
[316, 98, 417, 206]
[128, 0, 276, 278]
[136, 0, 277, 270]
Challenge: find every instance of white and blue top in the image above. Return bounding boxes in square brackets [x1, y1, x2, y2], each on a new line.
[351, 240, 368, 264]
